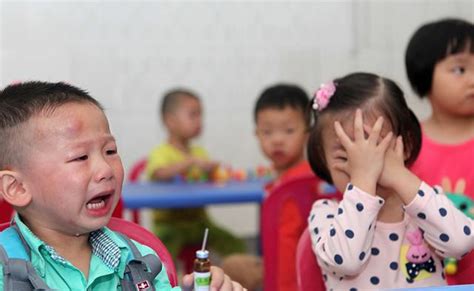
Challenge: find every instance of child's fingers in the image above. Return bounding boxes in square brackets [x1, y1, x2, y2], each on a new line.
[353, 109, 365, 141]
[379, 131, 393, 152]
[181, 274, 194, 291]
[368, 116, 384, 144]
[334, 121, 353, 148]
[395, 136, 404, 157]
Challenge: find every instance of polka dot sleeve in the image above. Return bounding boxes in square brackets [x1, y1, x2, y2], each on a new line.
[308, 183, 384, 276]
[404, 182, 474, 259]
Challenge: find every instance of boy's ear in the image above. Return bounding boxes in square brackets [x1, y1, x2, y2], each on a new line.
[163, 113, 175, 130]
[0, 170, 31, 207]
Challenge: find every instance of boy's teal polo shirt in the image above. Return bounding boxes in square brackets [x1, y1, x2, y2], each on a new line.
[0, 215, 181, 290]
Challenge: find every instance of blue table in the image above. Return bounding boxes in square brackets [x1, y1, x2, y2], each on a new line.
[122, 180, 267, 209]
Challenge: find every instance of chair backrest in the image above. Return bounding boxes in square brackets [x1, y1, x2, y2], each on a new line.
[296, 229, 325, 290]
[261, 171, 341, 291]
[0, 200, 14, 224]
[0, 218, 178, 287]
[447, 251, 474, 285]
[128, 158, 148, 182]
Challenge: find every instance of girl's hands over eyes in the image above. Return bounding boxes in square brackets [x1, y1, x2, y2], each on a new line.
[334, 109, 392, 194]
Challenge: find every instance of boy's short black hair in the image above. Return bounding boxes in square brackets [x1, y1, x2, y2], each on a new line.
[307, 72, 421, 184]
[0, 81, 102, 169]
[254, 84, 310, 127]
[160, 88, 199, 118]
[405, 18, 474, 98]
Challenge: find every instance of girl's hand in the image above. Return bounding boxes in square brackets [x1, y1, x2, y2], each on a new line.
[182, 266, 246, 291]
[378, 135, 406, 190]
[379, 135, 421, 204]
[334, 109, 392, 194]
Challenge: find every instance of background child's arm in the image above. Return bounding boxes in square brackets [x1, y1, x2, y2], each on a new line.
[308, 185, 384, 276]
[150, 158, 195, 181]
[150, 158, 218, 181]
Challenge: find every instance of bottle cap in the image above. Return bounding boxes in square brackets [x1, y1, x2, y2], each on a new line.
[196, 250, 209, 259]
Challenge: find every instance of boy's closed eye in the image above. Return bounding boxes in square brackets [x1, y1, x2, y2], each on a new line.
[70, 155, 88, 162]
[106, 148, 118, 155]
[259, 129, 272, 136]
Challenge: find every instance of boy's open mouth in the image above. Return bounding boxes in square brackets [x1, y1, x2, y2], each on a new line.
[86, 193, 112, 210]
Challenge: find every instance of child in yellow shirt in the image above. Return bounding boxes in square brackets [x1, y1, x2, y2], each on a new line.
[146, 89, 246, 262]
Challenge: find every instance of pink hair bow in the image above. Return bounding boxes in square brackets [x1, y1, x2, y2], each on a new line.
[313, 82, 336, 111]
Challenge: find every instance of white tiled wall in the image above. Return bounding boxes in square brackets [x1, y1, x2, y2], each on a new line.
[1, 1, 473, 236]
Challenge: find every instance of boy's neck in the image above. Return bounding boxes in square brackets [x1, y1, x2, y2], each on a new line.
[424, 110, 474, 143]
[168, 135, 191, 152]
[24, 218, 93, 278]
[275, 155, 305, 178]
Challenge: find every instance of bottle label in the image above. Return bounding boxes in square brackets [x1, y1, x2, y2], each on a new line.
[194, 271, 211, 291]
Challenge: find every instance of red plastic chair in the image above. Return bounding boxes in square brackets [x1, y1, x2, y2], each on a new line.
[0, 200, 14, 223]
[447, 251, 474, 285]
[296, 229, 325, 291]
[128, 158, 148, 182]
[0, 217, 178, 287]
[261, 169, 342, 291]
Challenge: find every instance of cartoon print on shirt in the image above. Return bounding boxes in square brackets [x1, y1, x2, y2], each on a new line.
[400, 229, 437, 283]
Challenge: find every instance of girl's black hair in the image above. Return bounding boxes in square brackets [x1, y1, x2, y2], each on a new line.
[307, 72, 421, 184]
[405, 18, 474, 98]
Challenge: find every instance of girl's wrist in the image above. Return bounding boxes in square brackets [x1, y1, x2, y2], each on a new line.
[392, 169, 421, 204]
[351, 175, 377, 195]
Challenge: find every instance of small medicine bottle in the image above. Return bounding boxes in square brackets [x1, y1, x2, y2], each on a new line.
[193, 250, 211, 291]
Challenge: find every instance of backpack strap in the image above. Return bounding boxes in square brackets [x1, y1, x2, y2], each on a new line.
[116, 232, 162, 291]
[0, 225, 53, 291]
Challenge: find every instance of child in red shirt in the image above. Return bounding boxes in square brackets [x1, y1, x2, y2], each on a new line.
[255, 84, 315, 290]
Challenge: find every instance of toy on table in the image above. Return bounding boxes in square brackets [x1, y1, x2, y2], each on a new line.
[178, 165, 275, 184]
[185, 166, 209, 183]
[210, 165, 232, 183]
[444, 192, 474, 275]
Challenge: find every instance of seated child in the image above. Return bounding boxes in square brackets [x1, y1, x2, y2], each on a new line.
[405, 19, 474, 202]
[146, 89, 245, 262]
[254, 84, 312, 184]
[307, 72, 474, 289]
[253, 84, 316, 290]
[0, 81, 244, 290]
